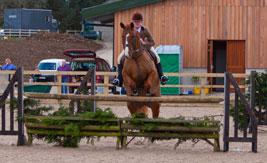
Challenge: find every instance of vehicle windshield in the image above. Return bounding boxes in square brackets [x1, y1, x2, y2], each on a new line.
[38, 63, 57, 70]
[71, 62, 95, 71]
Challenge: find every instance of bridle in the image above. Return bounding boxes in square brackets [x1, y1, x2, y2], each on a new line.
[124, 30, 144, 59]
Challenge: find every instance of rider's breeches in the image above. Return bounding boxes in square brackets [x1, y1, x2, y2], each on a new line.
[117, 50, 125, 64]
[150, 47, 160, 64]
[117, 47, 160, 64]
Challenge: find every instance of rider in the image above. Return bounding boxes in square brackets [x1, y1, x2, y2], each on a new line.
[113, 12, 168, 87]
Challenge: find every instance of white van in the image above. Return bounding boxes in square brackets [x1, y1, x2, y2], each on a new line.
[0, 29, 7, 40]
[35, 59, 66, 82]
[0, 29, 5, 37]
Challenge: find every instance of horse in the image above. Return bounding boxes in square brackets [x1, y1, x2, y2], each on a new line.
[120, 22, 160, 118]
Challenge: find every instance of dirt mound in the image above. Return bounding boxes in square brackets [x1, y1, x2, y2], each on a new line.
[0, 32, 102, 70]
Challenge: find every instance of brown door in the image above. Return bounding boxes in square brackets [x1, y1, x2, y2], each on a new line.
[226, 41, 245, 74]
[226, 40, 245, 91]
[207, 40, 214, 88]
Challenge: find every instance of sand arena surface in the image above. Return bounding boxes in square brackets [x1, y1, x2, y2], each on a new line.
[0, 105, 266, 163]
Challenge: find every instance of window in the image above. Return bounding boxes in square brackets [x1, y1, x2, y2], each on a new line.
[71, 61, 95, 71]
[38, 63, 56, 70]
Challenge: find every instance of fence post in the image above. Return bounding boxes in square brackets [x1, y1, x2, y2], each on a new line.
[250, 71, 256, 123]
[104, 74, 109, 95]
[57, 73, 62, 95]
[200, 77, 206, 97]
[250, 71, 257, 152]
[223, 72, 230, 152]
[1, 102, 5, 132]
[17, 67, 25, 146]
[91, 66, 96, 112]
[10, 84, 14, 131]
[234, 93, 239, 138]
[19, 29, 21, 38]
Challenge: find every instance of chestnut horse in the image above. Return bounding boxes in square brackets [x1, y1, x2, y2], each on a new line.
[120, 22, 160, 118]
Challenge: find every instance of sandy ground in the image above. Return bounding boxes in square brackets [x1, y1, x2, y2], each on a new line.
[0, 104, 266, 163]
[0, 40, 266, 162]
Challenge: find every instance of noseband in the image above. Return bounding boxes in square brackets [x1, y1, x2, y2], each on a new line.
[125, 32, 144, 59]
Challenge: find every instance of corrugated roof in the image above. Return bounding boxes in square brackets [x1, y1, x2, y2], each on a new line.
[81, 0, 162, 21]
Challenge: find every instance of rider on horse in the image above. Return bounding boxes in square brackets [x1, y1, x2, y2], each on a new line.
[112, 12, 168, 87]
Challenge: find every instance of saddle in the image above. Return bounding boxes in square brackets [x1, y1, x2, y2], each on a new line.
[120, 49, 157, 65]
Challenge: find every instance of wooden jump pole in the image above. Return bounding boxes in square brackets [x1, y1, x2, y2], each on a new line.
[25, 93, 223, 103]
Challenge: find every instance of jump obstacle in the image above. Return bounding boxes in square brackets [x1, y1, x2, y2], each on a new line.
[0, 67, 260, 152]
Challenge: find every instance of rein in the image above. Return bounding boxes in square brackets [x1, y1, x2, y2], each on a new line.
[125, 32, 144, 59]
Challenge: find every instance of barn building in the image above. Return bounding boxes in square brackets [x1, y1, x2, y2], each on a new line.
[82, 0, 267, 75]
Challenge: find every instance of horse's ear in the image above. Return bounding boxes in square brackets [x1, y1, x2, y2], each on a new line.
[130, 22, 134, 29]
[120, 22, 125, 29]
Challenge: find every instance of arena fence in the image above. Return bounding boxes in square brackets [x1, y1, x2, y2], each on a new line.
[0, 68, 259, 152]
[224, 72, 258, 153]
[3, 29, 50, 38]
[0, 70, 248, 96]
[0, 68, 25, 145]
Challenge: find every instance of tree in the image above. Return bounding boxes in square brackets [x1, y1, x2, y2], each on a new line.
[46, 0, 106, 31]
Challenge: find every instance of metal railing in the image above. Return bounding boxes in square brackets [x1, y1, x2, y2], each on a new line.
[223, 72, 257, 152]
[0, 68, 25, 145]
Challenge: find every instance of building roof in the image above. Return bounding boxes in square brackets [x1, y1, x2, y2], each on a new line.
[81, 0, 162, 23]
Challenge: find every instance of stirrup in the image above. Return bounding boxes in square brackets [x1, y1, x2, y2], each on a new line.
[160, 76, 168, 85]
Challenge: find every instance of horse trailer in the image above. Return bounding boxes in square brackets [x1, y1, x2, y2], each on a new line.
[4, 8, 58, 32]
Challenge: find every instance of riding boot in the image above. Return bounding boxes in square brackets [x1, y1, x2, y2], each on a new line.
[156, 63, 168, 85]
[112, 64, 123, 87]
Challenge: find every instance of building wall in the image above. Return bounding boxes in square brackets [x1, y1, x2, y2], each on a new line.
[114, 0, 267, 69]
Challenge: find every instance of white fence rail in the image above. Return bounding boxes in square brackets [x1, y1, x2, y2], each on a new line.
[3, 29, 50, 38]
[0, 70, 248, 97]
[65, 30, 81, 35]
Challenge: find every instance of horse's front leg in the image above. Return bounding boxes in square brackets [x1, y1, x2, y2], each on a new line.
[143, 71, 160, 96]
[123, 75, 136, 96]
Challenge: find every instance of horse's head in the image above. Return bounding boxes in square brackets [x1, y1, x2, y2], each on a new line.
[120, 22, 143, 59]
